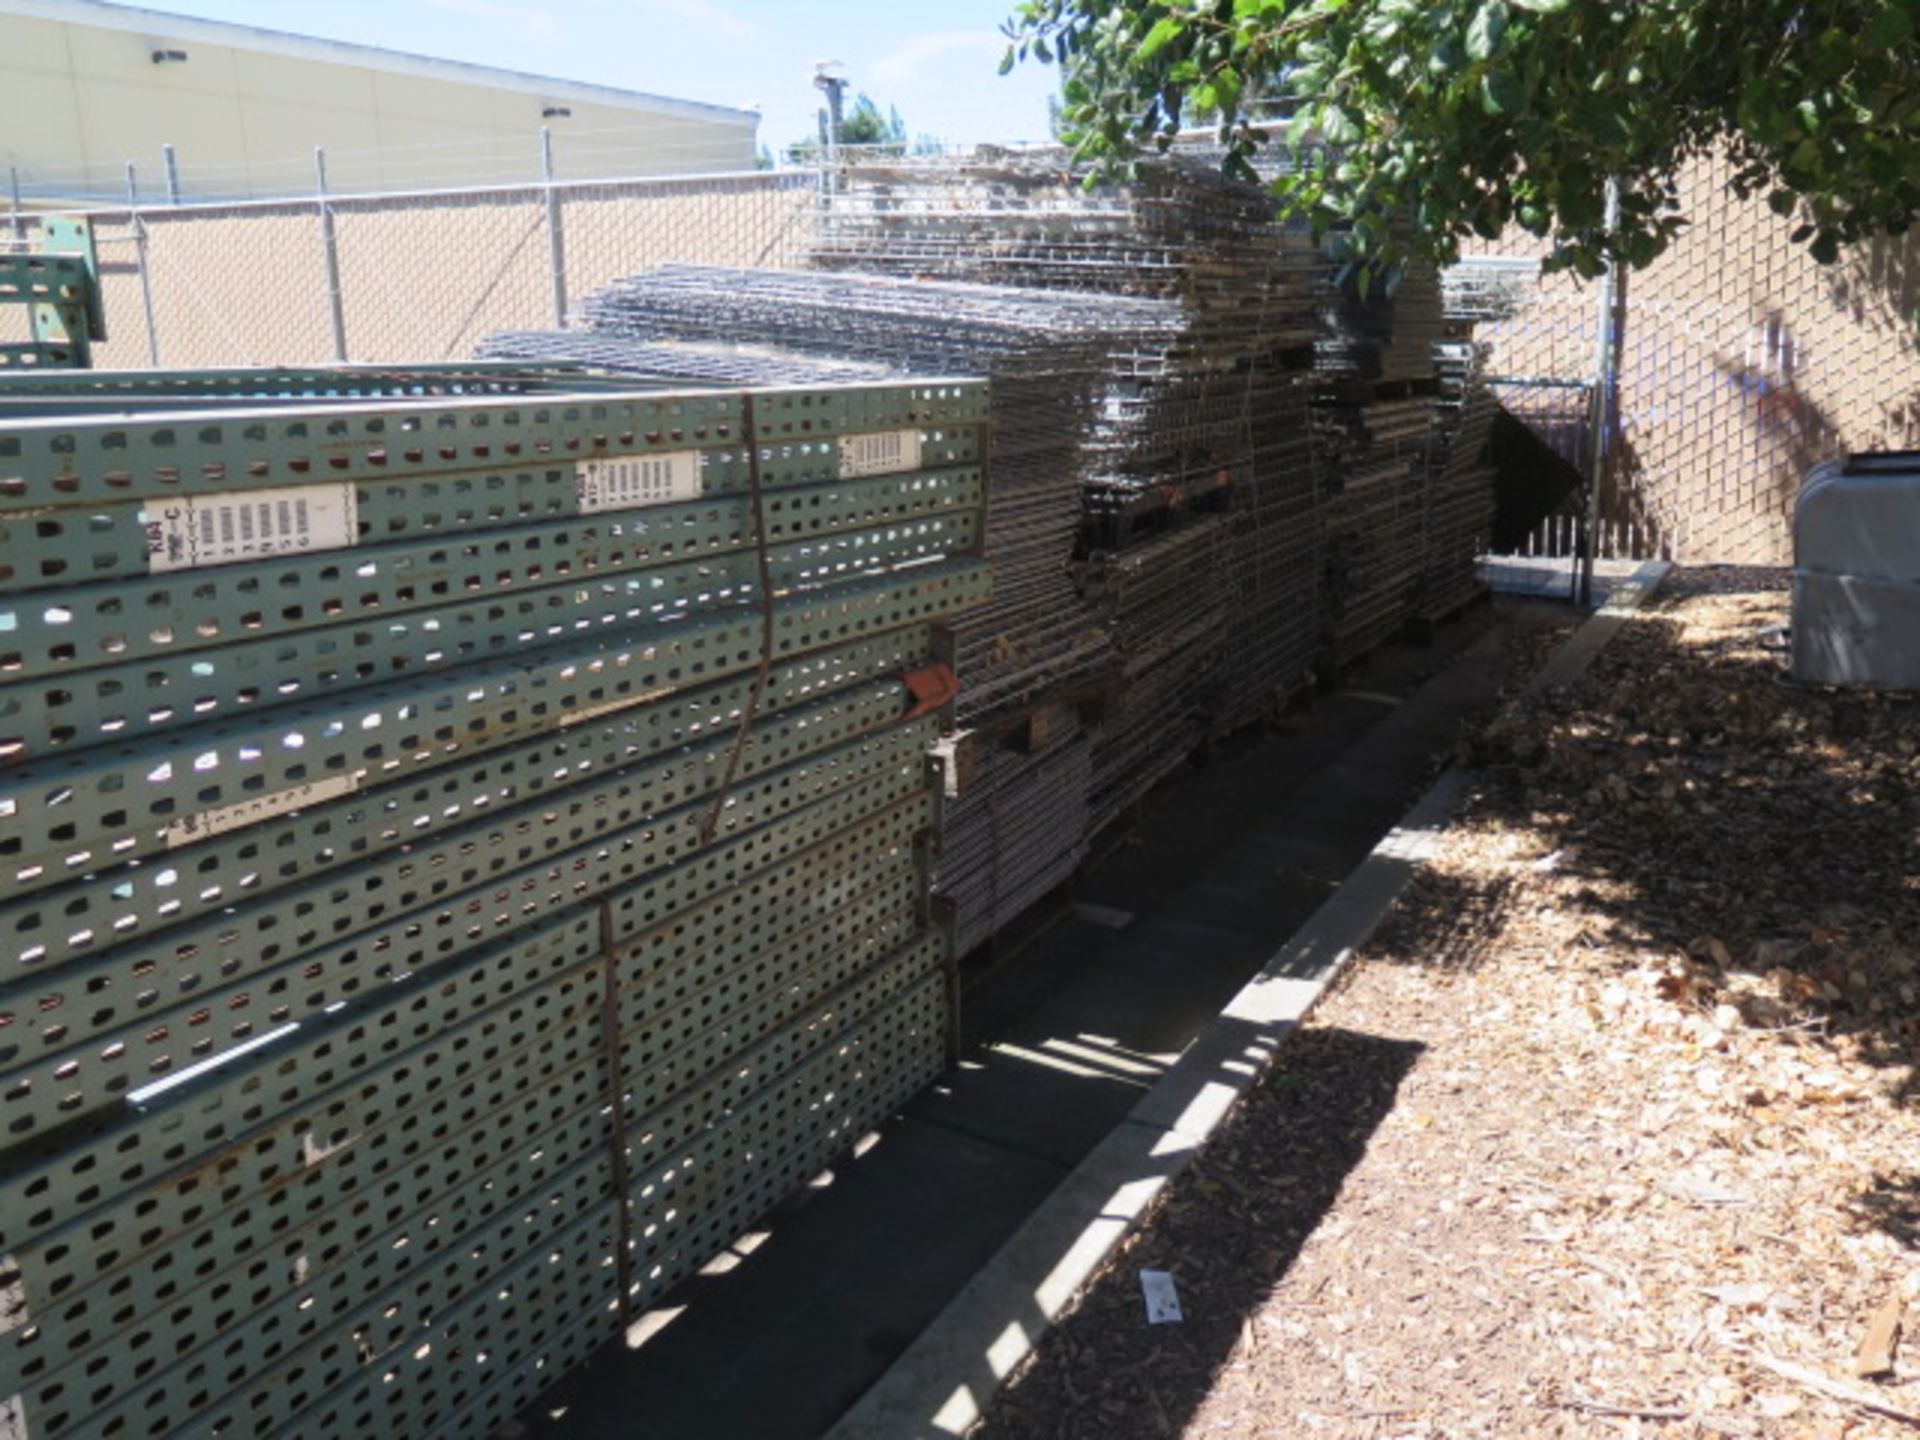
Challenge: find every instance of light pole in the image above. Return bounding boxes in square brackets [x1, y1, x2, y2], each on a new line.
[813, 61, 848, 167]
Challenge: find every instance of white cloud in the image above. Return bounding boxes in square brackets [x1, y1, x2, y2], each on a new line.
[870, 29, 1006, 90]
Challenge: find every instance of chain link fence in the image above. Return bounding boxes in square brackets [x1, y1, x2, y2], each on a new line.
[1469, 151, 1920, 565]
[12, 146, 1918, 564]
[28, 167, 819, 370]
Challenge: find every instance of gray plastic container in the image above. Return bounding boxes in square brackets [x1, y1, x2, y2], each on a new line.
[1792, 451, 1920, 688]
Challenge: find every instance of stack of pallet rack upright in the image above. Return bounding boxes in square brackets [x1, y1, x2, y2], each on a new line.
[0, 365, 988, 1437]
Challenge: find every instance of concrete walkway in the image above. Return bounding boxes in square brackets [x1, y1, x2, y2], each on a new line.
[528, 595, 1575, 1440]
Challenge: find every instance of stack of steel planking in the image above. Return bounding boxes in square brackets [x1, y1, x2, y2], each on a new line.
[485, 265, 1186, 952]
[0, 363, 987, 1438]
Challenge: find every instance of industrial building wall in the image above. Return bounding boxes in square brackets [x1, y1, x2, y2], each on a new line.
[0, 4, 757, 201]
[1473, 152, 1920, 565]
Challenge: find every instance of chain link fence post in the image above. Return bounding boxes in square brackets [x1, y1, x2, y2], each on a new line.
[315, 147, 348, 361]
[541, 127, 568, 327]
[126, 161, 161, 365]
[1578, 178, 1625, 604]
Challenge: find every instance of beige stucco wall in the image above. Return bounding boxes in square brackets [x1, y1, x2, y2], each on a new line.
[0, 3, 757, 202]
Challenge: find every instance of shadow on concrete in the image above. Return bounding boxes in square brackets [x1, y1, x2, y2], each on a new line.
[976, 1027, 1425, 1440]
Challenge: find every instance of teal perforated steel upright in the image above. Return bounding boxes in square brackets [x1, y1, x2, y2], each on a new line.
[0, 367, 990, 1439]
[0, 217, 105, 370]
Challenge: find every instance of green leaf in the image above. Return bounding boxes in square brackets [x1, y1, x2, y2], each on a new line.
[1865, 8, 1914, 48]
[1481, 71, 1524, 114]
[1138, 16, 1184, 62]
[1809, 230, 1840, 263]
[998, 45, 1017, 76]
[1466, 2, 1509, 61]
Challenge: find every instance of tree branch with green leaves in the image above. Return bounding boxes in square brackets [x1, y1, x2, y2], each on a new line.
[1001, 0, 1920, 278]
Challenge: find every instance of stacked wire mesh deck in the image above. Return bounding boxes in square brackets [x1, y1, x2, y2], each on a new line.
[817, 152, 1329, 832]
[482, 150, 1503, 962]
[0, 367, 989, 1439]
[1308, 250, 1449, 665]
[485, 268, 1187, 954]
[1423, 341, 1500, 620]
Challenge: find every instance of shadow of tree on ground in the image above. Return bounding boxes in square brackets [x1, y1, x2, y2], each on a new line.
[1451, 567, 1920, 1102]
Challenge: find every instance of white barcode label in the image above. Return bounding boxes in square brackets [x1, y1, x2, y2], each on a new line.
[575, 452, 701, 513]
[145, 484, 357, 573]
[164, 773, 360, 849]
[839, 429, 924, 478]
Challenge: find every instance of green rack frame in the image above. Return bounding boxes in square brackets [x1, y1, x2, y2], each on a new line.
[0, 370, 992, 1440]
[0, 218, 105, 371]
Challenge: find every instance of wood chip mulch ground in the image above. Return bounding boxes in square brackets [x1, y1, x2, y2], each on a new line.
[977, 567, 1920, 1440]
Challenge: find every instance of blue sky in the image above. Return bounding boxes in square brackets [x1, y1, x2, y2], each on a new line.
[140, 0, 1062, 154]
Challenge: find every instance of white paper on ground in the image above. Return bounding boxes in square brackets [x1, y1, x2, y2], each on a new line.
[1140, 1269, 1183, 1324]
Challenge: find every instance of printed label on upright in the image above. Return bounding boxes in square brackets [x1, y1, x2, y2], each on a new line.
[145, 483, 358, 573]
[164, 773, 361, 849]
[838, 428, 925, 479]
[575, 451, 702, 513]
